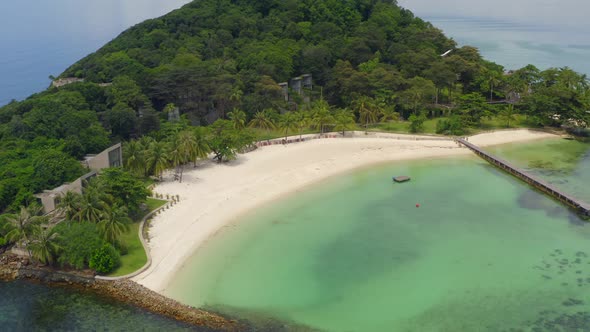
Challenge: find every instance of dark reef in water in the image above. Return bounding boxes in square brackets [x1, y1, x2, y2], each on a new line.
[0, 280, 201, 331]
[513, 249, 590, 331]
[503, 308, 590, 332]
[0, 253, 316, 332]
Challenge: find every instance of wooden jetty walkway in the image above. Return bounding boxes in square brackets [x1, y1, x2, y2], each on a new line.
[457, 138, 590, 216]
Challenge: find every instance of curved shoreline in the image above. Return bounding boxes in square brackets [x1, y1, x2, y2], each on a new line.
[96, 201, 169, 281]
[0, 254, 242, 331]
[132, 129, 559, 293]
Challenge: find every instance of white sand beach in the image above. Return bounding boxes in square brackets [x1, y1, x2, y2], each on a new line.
[132, 129, 557, 292]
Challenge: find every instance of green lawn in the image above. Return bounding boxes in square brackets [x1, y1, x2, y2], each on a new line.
[107, 197, 167, 277]
[145, 197, 167, 212]
[370, 118, 441, 134]
[108, 222, 146, 276]
[478, 114, 529, 130]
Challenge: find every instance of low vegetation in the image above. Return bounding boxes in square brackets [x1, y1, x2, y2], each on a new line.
[0, 169, 151, 275]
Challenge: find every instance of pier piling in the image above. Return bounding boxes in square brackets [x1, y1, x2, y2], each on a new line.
[457, 139, 590, 217]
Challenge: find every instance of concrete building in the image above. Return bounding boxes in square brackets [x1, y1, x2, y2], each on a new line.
[302, 74, 312, 90]
[282, 74, 313, 101]
[35, 171, 97, 214]
[35, 143, 123, 214]
[279, 82, 289, 101]
[52, 77, 84, 88]
[167, 106, 181, 122]
[290, 77, 302, 95]
[83, 143, 123, 171]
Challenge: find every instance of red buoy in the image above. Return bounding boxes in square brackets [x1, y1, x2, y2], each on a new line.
[416, 203, 420, 208]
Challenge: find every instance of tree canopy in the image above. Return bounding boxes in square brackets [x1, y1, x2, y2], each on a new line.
[0, 0, 588, 214]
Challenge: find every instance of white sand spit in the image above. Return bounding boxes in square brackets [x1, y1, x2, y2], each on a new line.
[132, 129, 557, 292]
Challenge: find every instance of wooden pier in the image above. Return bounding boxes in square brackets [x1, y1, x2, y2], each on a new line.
[457, 139, 590, 216]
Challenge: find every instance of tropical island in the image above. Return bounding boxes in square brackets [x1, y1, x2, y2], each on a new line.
[1, 0, 589, 330]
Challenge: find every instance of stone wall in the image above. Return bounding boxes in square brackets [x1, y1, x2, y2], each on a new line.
[0, 253, 242, 331]
[91, 279, 241, 330]
[0, 254, 21, 281]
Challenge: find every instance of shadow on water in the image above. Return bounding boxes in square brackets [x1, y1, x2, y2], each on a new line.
[202, 304, 322, 332]
[310, 197, 421, 303]
[0, 281, 209, 332]
[515, 190, 587, 225]
[0, 280, 323, 332]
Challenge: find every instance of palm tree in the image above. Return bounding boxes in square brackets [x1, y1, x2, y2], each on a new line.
[28, 225, 61, 265]
[75, 184, 109, 223]
[229, 88, 243, 106]
[353, 96, 380, 131]
[56, 191, 82, 221]
[168, 143, 186, 183]
[333, 109, 356, 136]
[146, 141, 169, 180]
[177, 130, 196, 162]
[138, 136, 155, 176]
[124, 140, 145, 176]
[98, 206, 131, 246]
[248, 110, 276, 131]
[310, 100, 334, 134]
[558, 67, 577, 89]
[486, 71, 502, 102]
[278, 112, 298, 140]
[85, 178, 114, 206]
[295, 111, 311, 140]
[0, 217, 10, 246]
[228, 108, 247, 130]
[192, 127, 211, 165]
[3, 206, 44, 256]
[380, 106, 400, 123]
[499, 104, 517, 128]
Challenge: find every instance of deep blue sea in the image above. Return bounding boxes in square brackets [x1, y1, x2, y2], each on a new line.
[399, 0, 590, 75]
[0, 0, 191, 106]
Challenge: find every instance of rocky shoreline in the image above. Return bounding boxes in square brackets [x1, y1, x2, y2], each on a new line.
[0, 253, 319, 331]
[0, 253, 241, 331]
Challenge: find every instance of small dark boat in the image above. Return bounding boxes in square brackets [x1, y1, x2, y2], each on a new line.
[393, 175, 411, 183]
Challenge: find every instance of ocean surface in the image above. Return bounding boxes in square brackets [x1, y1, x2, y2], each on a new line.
[0, 0, 191, 106]
[0, 280, 204, 331]
[2, 0, 590, 106]
[399, 0, 590, 74]
[167, 138, 590, 331]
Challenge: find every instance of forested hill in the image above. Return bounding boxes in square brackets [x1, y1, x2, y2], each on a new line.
[0, 0, 588, 213]
[61, 0, 462, 118]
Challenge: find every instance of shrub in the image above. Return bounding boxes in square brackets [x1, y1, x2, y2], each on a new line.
[98, 168, 151, 215]
[54, 222, 106, 269]
[436, 116, 466, 135]
[409, 113, 427, 133]
[115, 239, 129, 255]
[89, 244, 121, 274]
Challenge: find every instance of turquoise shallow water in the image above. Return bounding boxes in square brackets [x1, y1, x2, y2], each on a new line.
[488, 138, 590, 203]
[167, 140, 590, 332]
